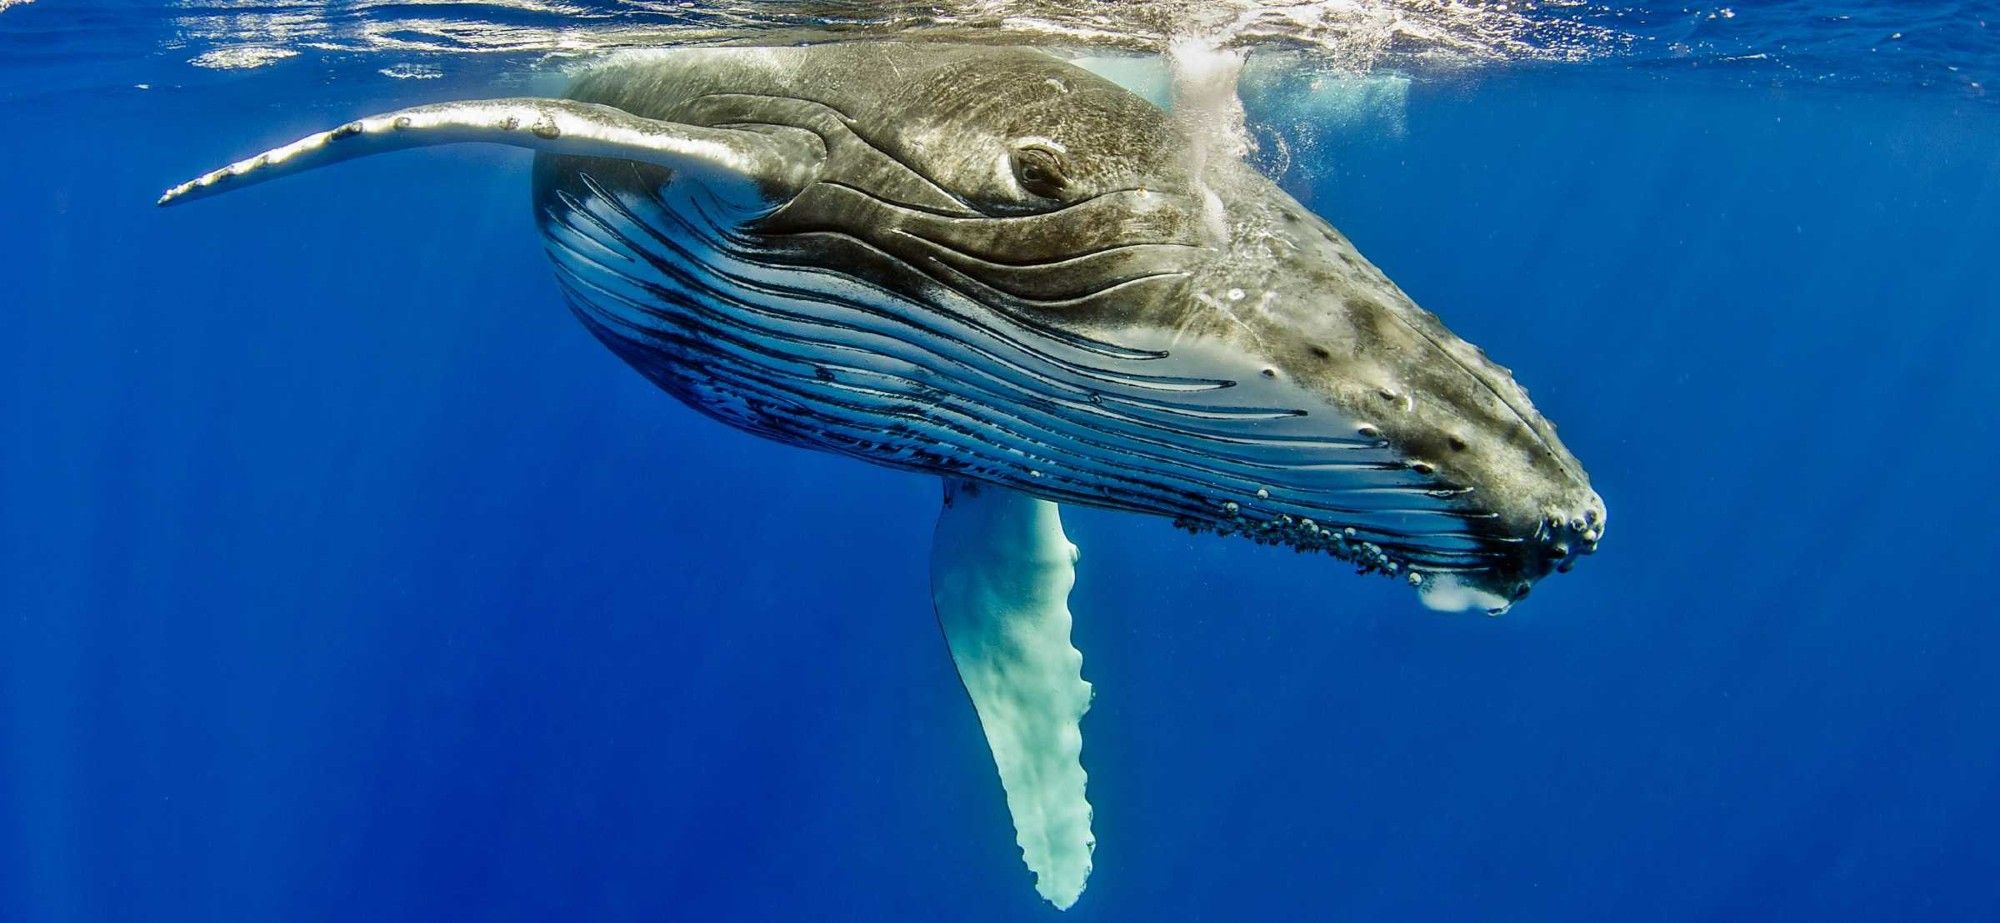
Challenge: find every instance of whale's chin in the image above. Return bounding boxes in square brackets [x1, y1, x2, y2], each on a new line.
[1416, 572, 1517, 616]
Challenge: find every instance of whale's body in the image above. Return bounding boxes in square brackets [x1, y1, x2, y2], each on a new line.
[162, 44, 1604, 909]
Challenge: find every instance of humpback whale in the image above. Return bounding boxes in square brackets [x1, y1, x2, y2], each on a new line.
[161, 43, 1605, 909]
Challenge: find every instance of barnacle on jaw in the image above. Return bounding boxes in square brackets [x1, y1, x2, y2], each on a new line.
[1174, 500, 1420, 581]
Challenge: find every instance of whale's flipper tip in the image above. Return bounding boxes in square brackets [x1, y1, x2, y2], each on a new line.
[930, 478, 1095, 910]
[157, 185, 200, 207]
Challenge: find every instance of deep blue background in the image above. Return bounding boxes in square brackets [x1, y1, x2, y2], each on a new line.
[5, 54, 1999, 922]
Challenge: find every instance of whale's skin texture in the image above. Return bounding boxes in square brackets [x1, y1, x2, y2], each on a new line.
[533, 44, 1603, 609]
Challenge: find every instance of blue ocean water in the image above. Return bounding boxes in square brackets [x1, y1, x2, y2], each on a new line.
[4, 2, 1998, 920]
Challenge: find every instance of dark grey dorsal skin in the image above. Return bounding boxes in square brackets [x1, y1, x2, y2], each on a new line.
[534, 45, 1603, 609]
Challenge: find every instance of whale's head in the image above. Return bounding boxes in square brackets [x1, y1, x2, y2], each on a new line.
[536, 45, 1603, 612]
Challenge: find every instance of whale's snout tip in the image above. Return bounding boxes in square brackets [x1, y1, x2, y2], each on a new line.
[1414, 487, 1604, 616]
[1543, 490, 1607, 570]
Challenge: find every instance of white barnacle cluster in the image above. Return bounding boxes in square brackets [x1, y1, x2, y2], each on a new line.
[1543, 507, 1605, 573]
[1175, 492, 1417, 581]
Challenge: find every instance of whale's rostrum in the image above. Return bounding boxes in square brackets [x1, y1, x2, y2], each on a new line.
[160, 43, 1605, 910]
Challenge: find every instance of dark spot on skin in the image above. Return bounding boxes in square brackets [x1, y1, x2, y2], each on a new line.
[1448, 436, 1468, 452]
[1308, 345, 1331, 360]
[1410, 461, 1435, 476]
[330, 123, 362, 140]
[1356, 425, 1379, 438]
[1260, 368, 1276, 378]
[1377, 387, 1397, 401]
[1281, 210, 1300, 223]
[532, 123, 562, 140]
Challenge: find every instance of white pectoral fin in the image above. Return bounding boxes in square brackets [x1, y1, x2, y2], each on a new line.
[930, 478, 1094, 910]
[157, 97, 821, 207]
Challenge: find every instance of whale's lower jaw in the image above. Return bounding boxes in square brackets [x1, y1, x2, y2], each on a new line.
[538, 165, 1524, 586]
[1174, 508, 1459, 582]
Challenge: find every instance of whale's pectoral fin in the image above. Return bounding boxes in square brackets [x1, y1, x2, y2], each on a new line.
[930, 478, 1095, 910]
[157, 98, 823, 208]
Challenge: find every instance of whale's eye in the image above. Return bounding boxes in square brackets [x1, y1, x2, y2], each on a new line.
[1010, 145, 1070, 199]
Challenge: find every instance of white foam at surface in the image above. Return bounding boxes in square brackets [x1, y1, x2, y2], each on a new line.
[189, 46, 299, 70]
[163, 0, 1626, 76]
[379, 63, 444, 80]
